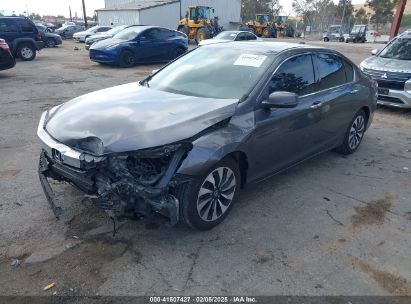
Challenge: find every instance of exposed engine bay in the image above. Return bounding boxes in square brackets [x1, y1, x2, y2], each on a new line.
[39, 143, 193, 227]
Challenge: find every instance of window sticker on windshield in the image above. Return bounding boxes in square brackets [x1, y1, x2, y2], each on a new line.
[234, 54, 267, 67]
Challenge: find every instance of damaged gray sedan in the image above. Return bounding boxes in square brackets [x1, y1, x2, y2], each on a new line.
[38, 42, 377, 230]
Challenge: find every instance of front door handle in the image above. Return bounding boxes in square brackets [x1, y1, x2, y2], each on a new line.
[310, 101, 323, 109]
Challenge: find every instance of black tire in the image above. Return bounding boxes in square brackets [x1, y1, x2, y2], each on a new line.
[177, 25, 190, 36]
[46, 38, 56, 48]
[324, 37, 330, 42]
[195, 27, 210, 44]
[335, 110, 367, 155]
[118, 50, 135, 68]
[339, 37, 344, 42]
[174, 157, 241, 230]
[17, 43, 36, 61]
[173, 47, 185, 59]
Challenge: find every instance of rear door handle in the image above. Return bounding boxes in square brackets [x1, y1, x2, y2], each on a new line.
[310, 101, 323, 109]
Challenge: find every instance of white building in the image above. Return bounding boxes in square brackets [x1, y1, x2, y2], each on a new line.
[96, 0, 241, 30]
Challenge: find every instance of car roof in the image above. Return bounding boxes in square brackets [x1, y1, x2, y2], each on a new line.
[204, 41, 321, 54]
[399, 31, 411, 38]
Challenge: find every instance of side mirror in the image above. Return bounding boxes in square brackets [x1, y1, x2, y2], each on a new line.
[139, 36, 147, 42]
[262, 91, 299, 109]
[371, 49, 379, 55]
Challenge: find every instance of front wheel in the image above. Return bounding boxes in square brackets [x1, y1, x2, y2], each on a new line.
[46, 38, 56, 48]
[324, 37, 330, 42]
[118, 50, 135, 68]
[175, 157, 240, 230]
[335, 110, 367, 155]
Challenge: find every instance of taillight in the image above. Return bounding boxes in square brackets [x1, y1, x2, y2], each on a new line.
[35, 32, 42, 41]
[0, 39, 10, 53]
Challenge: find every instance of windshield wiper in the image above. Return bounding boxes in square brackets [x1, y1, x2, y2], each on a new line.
[140, 75, 152, 88]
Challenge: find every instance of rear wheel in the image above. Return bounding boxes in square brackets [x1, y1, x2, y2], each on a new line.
[175, 157, 240, 230]
[118, 50, 135, 68]
[335, 110, 367, 155]
[323, 37, 330, 42]
[17, 44, 36, 61]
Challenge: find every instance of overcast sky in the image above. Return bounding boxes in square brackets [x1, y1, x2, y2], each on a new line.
[1, 0, 366, 17]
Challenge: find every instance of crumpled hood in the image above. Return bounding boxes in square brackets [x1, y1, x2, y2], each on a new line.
[362, 56, 411, 73]
[45, 83, 238, 154]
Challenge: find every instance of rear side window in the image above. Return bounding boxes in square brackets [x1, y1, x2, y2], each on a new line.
[268, 54, 316, 96]
[20, 20, 35, 33]
[236, 33, 246, 41]
[246, 33, 257, 40]
[0, 20, 18, 33]
[316, 53, 347, 89]
[344, 60, 354, 82]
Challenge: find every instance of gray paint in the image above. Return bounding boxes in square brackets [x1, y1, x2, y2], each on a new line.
[45, 83, 238, 154]
[361, 55, 411, 73]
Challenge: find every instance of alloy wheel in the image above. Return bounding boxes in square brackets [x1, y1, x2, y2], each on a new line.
[21, 47, 33, 59]
[197, 167, 236, 222]
[348, 115, 365, 150]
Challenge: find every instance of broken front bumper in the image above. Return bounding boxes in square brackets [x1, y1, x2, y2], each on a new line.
[39, 151, 63, 218]
[38, 112, 191, 225]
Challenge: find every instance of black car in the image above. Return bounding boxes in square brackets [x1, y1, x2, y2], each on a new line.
[37, 42, 377, 230]
[0, 39, 15, 71]
[36, 25, 63, 47]
[0, 16, 44, 61]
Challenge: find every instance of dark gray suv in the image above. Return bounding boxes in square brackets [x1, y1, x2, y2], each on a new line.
[37, 42, 377, 230]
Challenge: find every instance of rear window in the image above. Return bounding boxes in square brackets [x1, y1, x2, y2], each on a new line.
[20, 21, 35, 33]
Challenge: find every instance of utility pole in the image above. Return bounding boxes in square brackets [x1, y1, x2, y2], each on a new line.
[69, 6, 73, 22]
[390, 0, 407, 39]
[340, 0, 347, 34]
[82, 0, 88, 27]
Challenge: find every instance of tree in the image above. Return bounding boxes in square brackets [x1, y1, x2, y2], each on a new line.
[335, 0, 354, 31]
[354, 7, 369, 24]
[366, 0, 398, 30]
[292, 0, 337, 32]
[241, 0, 282, 21]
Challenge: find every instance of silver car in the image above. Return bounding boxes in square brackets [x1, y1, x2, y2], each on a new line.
[360, 31, 411, 108]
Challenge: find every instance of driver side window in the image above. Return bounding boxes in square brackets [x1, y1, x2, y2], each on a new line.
[268, 54, 316, 96]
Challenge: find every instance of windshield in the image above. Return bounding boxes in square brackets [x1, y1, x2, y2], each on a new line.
[86, 26, 99, 32]
[190, 7, 210, 19]
[256, 15, 269, 23]
[114, 26, 146, 40]
[351, 25, 365, 34]
[106, 25, 127, 36]
[214, 31, 237, 40]
[379, 37, 411, 60]
[146, 47, 274, 99]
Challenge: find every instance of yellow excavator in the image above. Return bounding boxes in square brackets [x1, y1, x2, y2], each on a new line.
[177, 6, 223, 43]
[240, 14, 276, 38]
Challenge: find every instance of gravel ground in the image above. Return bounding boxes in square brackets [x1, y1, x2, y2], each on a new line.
[0, 39, 410, 297]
